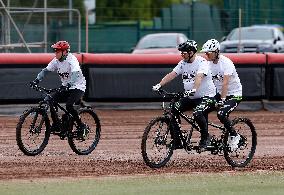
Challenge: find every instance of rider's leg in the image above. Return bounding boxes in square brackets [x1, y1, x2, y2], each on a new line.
[75, 97, 91, 108]
[193, 97, 215, 148]
[49, 91, 68, 131]
[170, 98, 195, 149]
[217, 96, 242, 136]
[66, 89, 84, 127]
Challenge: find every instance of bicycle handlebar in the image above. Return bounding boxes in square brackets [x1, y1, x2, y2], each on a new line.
[155, 88, 184, 98]
[30, 82, 68, 94]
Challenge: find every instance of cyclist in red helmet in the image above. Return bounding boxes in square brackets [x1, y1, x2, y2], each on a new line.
[32, 40, 87, 136]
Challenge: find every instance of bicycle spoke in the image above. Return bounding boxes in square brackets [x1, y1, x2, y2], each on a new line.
[141, 117, 174, 168]
[224, 118, 257, 167]
[16, 108, 50, 156]
[68, 109, 100, 155]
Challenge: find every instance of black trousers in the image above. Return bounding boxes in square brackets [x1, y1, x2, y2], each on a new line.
[215, 93, 242, 135]
[52, 89, 84, 125]
[175, 96, 216, 139]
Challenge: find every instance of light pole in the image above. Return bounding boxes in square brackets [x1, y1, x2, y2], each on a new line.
[69, 0, 73, 25]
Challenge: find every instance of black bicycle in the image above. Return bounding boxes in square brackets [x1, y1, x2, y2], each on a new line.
[16, 83, 101, 156]
[141, 89, 257, 168]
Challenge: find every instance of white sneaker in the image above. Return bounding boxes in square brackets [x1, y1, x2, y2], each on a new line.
[228, 134, 241, 151]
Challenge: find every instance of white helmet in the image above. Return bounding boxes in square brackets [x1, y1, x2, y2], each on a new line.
[201, 39, 220, 52]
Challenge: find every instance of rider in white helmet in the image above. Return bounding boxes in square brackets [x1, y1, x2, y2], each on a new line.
[201, 39, 242, 151]
[152, 40, 216, 151]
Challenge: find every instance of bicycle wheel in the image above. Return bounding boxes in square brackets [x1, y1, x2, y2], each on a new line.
[16, 107, 51, 156]
[141, 116, 174, 168]
[223, 117, 257, 167]
[68, 109, 101, 155]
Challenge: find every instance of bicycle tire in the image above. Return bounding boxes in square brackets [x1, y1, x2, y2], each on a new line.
[141, 116, 174, 168]
[223, 117, 257, 167]
[16, 107, 51, 156]
[68, 108, 101, 155]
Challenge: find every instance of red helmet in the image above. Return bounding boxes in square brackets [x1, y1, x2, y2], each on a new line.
[51, 41, 70, 51]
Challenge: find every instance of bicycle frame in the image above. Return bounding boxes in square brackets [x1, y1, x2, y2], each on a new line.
[16, 83, 102, 156]
[33, 84, 76, 129]
[45, 100, 74, 125]
[142, 89, 257, 168]
[158, 89, 227, 152]
[208, 121, 226, 133]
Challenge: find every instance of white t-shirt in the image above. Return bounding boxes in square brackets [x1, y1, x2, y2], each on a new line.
[173, 56, 216, 98]
[46, 53, 86, 92]
[209, 55, 242, 96]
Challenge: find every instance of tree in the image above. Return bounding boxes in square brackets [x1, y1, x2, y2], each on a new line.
[96, 0, 183, 23]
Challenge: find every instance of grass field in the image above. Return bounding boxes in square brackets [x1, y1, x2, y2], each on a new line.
[0, 171, 284, 195]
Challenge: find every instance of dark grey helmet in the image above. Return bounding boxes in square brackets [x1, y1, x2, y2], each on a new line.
[177, 40, 198, 52]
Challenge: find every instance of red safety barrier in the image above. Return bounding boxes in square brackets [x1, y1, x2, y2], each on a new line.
[0, 53, 83, 64]
[222, 53, 266, 64]
[82, 53, 182, 65]
[0, 52, 274, 102]
[266, 53, 284, 64]
[83, 53, 266, 65]
[0, 53, 268, 65]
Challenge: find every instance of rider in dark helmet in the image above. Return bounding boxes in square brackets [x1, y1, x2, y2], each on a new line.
[153, 40, 216, 151]
[177, 40, 198, 61]
[177, 40, 198, 51]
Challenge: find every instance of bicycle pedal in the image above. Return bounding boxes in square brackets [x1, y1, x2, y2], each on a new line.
[193, 145, 214, 153]
[193, 146, 200, 150]
[59, 131, 67, 140]
[195, 148, 202, 154]
[206, 145, 215, 149]
[51, 131, 60, 135]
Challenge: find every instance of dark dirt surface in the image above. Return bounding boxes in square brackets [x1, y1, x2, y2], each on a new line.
[1, 109, 284, 180]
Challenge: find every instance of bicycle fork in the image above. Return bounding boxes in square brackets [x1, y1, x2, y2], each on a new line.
[30, 111, 44, 134]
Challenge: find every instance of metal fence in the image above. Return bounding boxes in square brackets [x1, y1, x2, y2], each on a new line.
[1, 1, 284, 53]
[0, 5, 81, 53]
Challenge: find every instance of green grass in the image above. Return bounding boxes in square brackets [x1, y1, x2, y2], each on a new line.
[1, 171, 284, 195]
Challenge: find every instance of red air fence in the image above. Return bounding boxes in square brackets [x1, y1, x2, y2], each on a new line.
[0, 53, 281, 105]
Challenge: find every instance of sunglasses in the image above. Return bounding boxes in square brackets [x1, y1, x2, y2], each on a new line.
[205, 51, 216, 55]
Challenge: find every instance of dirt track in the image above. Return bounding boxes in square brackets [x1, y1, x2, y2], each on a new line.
[0, 109, 284, 180]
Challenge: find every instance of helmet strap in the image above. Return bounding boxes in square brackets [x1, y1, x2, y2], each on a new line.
[59, 51, 68, 62]
[185, 51, 196, 62]
[213, 50, 220, 63]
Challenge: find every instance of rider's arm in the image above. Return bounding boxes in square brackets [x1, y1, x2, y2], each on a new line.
[159, 71, 178, 87]
[36, 58, 57, 82]
[36, 68, 50, 81]
[67, 54, 82, 86]
[68, 71, 80, 86]
[221, 75, 230, 99]
[193, 73, 204, 90]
